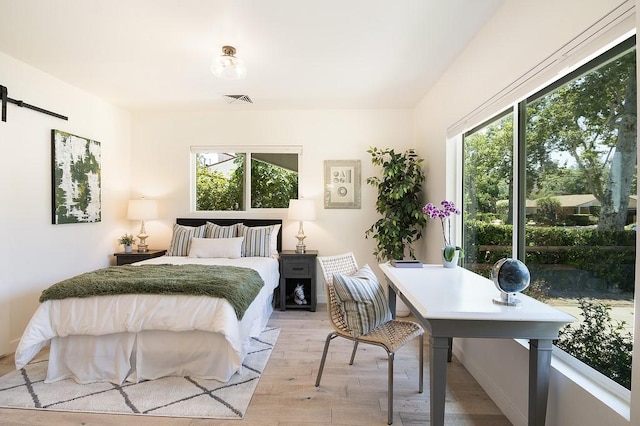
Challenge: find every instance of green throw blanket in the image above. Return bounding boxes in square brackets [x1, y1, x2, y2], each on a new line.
[39, 264, 265, 319]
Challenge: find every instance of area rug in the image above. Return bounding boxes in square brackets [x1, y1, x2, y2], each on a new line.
[0, 327, 279, 419]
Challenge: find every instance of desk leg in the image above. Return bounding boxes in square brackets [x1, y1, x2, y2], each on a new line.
[387, 280, 397, 319]
[529, 339, 553, 426]
[430, 336, 450, 426]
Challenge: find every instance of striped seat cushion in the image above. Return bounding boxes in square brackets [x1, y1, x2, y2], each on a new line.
[332, 264, 392, 337]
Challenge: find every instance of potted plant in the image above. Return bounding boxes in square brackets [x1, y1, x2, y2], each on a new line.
[365, 147, 427, 262]
[423, 200, 463, 267]
[118, 234, 136, 253]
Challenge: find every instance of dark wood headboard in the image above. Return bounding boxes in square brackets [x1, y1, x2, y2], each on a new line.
[176, 218, 283, 252]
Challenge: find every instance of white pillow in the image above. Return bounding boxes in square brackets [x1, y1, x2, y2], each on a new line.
[187, 237, 244, 258]
[270, 224, 281, 256]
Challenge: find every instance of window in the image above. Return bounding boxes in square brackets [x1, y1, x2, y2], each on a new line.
[463, 111, 514, 268]
[192, 147, 300, 211]
[462, 37, 636, 390]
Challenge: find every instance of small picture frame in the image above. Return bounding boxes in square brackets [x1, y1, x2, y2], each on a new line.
[324, 160, 361, 209]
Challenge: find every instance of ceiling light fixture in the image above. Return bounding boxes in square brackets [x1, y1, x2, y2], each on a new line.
[211, 45, 247, 80]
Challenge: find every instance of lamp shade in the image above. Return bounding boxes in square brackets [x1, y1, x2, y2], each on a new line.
[211, 45, 247, 80]
[127, 199, 158, 220]
[288, 199, 316, 221]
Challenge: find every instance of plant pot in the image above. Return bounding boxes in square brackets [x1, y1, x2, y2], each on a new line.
[441, 247, 459, 268]
[124, 245, 133, 254]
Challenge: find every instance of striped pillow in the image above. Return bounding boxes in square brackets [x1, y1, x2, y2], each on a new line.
[166, 224, 207, 256]
[205, 222, 237, 238]
[332, 264, 392, 337]
[238, 224, 273, 257]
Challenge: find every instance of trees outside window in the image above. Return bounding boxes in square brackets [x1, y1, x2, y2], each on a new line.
[194, 150, 299, 211]
[462, 37, 636, 389]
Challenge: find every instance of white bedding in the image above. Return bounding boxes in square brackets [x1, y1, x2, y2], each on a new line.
[14, 256, 279, 384]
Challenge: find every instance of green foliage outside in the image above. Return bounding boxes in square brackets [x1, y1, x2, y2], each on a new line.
[196, 154, 298, 210]
[196, 155, 242, 210]
[467, 220, 635, 390]
[465, 220, 636, 293]
[250, 158, 298, 208]
[463, 45, 637, 231]
[535, 197, 562, 224]
[556, 299, 633, 389]
[462, 40, 637, 394]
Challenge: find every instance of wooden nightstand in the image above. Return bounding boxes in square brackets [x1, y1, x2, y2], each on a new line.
[114, 249, 167, 265]
[279, 250, 318, 312]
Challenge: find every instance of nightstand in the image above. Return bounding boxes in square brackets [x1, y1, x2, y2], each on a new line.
[114, 249, 167, 265]
[279, 250, 318, 312]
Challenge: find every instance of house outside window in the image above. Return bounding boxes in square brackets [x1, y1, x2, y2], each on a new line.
[462, 36, 636, 390]
[192, 147, 300, 211]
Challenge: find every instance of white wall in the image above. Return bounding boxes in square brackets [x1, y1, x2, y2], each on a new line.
[0, 52, 131, 355]
[130, 109, 420, 300]
[414, 0, 638, 425]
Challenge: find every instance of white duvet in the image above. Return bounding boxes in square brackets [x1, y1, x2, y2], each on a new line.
[14, 256, 280, 383]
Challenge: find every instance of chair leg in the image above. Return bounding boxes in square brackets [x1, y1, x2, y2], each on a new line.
[349, 340, 359, 365]
[388, 352, 394, 425]
[418, 334, 424, 393]
[315, 332, 337, 387]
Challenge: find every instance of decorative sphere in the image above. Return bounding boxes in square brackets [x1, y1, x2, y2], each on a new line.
[491, 258, 530, 294]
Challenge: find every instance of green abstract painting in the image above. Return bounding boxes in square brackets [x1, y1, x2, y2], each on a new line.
[51, 130, 101, 224]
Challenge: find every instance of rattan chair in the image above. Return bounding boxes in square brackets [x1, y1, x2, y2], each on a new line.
[315, 252, 424, 425]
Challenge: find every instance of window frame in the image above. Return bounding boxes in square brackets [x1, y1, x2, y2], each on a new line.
[457, 35, 636, 406]
[190, 145, 303, 212]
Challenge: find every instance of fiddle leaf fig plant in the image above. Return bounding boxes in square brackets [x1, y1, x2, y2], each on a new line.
[365, 147, 427, 262]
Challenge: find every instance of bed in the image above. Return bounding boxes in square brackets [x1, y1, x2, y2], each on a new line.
[14, 218, 282, 385]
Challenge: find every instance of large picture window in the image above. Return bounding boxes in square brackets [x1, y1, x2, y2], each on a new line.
[462, 36, 636, 390]
[192, 147, 300, 211]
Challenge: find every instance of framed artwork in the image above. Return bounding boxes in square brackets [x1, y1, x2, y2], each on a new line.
[51, 129, 101, 224]
[324, 160, 361, 209]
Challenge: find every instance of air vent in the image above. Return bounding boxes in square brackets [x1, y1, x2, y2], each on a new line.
[223, 94, 253, 104]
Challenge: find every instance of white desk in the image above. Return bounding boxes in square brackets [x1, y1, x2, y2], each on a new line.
[379, 263, 575, 426]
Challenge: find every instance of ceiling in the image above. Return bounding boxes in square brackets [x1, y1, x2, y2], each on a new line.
[0, 0, 504, 111]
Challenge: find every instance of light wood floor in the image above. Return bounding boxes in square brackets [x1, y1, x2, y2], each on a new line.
[0, 306, 511, 425]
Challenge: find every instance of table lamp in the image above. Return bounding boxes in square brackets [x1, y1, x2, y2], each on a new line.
[288, 199, 316, 253]
[127, 199, 158, 252]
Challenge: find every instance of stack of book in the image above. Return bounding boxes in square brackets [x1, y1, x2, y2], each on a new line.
[390, 259, 423, 268]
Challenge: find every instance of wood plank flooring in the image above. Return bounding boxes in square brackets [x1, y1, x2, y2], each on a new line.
[0, 306, 511, 425]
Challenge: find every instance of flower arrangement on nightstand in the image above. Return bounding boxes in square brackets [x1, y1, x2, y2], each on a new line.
[118, 234, 136, 253]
